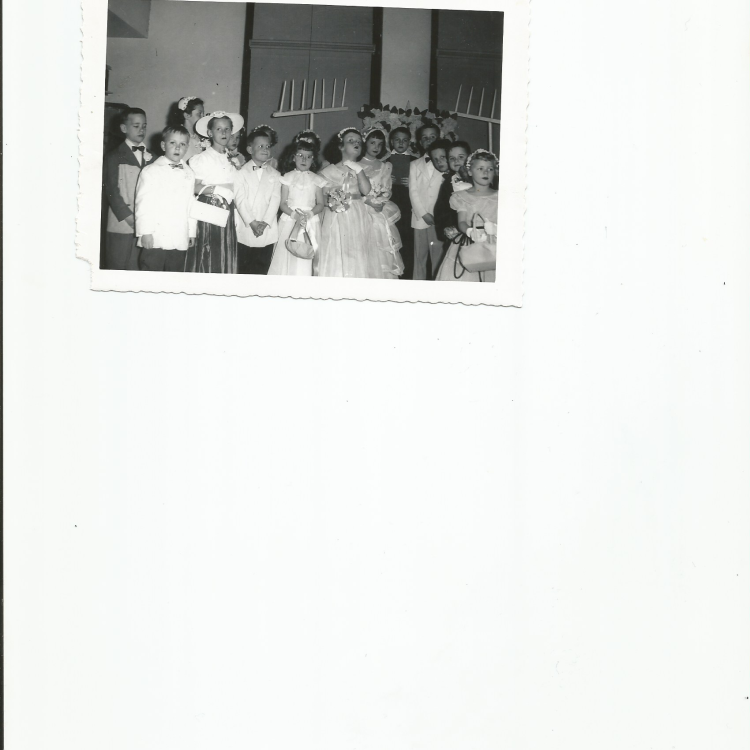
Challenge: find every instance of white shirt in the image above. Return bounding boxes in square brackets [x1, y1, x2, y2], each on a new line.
[125, 138, 146, 166]
[409, 155, 443, 229]
[134, 156, 197, 251]
[188, 147, 237, 199]
[234, 160, 282, 247]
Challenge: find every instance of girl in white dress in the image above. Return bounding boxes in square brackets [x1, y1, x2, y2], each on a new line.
[315, 128, 373, 278]
[359, 128, 404, 279]
[436, 149, 498, 283]
[269, 136, 326, 276]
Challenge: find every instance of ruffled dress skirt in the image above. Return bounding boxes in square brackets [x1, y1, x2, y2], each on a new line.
[314, 198, 372, 278]
[365, 201, 404, 279]
[185, 194, 238, 274]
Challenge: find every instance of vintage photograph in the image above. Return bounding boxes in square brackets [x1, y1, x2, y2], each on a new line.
[79, 0, 527, 304]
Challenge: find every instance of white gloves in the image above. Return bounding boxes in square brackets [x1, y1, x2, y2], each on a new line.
[343, 160, 364, 174]
[484, 221, 497, 236]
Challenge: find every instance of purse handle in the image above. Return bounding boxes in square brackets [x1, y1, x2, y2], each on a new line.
[196, 184, 231, 205]
[291, 219, 312, 246]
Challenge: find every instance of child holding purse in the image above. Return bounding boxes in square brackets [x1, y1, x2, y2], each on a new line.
[268, 136, 326, 276]
[436, 149, 498, 283]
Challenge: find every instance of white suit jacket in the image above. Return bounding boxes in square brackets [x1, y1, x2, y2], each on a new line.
[409, 155, 443, 229]
[234, 160, 282, 247]
[134, 156, 196, 251]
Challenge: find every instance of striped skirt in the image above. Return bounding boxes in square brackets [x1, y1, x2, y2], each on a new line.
[185, 194, 238, 274]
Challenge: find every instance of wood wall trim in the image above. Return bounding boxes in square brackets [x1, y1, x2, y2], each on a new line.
[436, 48, 502, 61]
[248, 39, 375, 54]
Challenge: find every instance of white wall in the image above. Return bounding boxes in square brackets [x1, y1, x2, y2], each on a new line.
[106, 0, 246, 148]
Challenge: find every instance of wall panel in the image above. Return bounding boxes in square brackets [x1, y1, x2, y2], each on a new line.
[435, 10, 503, 153]
[247, 3, 374, 158]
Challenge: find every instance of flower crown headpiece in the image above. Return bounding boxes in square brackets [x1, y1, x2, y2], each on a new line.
[466, 148, 498, 171]
[248, 123, 277, 138]
[295, 137, 317, 151]
[337, 127, 360, 142]
[362, 126, 388, 142]
[177, 95, 199, 111]
[296, 129, 321, 142]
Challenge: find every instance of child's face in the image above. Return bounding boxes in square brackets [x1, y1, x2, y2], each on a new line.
[391, 132, 410, 154]
[249, 135, 272, 164]
[294, 149, 314, 172]
[469, 158, 495, 187]
[227, 131, 241, 152]
[419, 128, 439, 152]
[161, 132, 189, 162]
[430, 148, 449, 173]
[340, 132, 362, 160]
[448, 147, 469, 174]
[121, 114, 147, 144]
[209, 117, 232, 148]
[365, 136, 384, 159]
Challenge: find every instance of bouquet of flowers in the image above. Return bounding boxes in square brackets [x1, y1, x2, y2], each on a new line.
[451, 173, 472, 192]
[366, 184, 390, 206]
[226, 150, 246, 170]
[327, 187, 351, 213]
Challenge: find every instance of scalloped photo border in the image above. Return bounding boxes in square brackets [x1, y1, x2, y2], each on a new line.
[77, 0, 528, 306]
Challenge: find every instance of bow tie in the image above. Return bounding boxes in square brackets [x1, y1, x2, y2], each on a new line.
[169, 163, 184, 169]
[131, 145, 145, 152]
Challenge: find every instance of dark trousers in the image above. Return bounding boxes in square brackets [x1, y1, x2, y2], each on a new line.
[103, 232, 139, 270]
[238, 243, 274, 275]
[391, 186, 414, 280]
[139, 248, 186, 272]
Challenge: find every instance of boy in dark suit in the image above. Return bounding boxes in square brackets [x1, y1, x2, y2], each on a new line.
[384, 127, 416, 279]
[102, 108, 154, 270]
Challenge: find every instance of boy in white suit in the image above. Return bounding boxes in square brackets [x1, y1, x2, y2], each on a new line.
[134, 126, 196, 272]
[234, 125, 282, 274]
[409, 123, 444, 280]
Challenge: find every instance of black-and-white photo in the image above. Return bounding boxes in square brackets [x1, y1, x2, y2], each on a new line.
[77, 0, 526, 304]
[100, 0, 503, 282]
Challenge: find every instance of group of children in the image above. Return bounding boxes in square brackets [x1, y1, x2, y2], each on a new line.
[103, 95, 499, 282]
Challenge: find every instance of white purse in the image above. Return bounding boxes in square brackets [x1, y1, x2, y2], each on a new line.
[455, 214, 497, 275]
[189, 186, 230, 228]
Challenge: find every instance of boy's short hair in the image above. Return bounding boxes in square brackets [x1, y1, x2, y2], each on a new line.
[121, 107, 146, 124]
[427, 138, 452, 157]
[416, 123, 440, 142]
[162, 125, 189, 140]
[389, 126, 411, 146]
[449, 139, 471, 155]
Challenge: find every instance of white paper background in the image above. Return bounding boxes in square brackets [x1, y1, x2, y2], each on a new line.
[5, 1, 750, 748]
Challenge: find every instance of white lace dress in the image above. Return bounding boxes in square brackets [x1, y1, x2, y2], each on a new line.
[359, 158, 404, 279]
[269, 169, 327, 276]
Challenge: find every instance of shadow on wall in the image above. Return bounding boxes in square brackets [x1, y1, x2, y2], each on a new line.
[323, 136, 342, 167]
